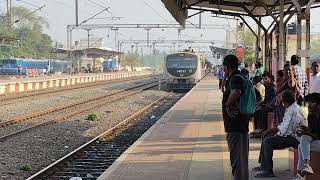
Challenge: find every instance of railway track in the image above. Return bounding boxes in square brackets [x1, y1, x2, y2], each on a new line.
[26, 92, 182, 180]
[0, 80, 164, 141]
[0, 74, 153, 103]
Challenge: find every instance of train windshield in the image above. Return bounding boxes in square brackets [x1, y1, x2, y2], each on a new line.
[0, 60, 17, 67]
[166, 55, 197, 69]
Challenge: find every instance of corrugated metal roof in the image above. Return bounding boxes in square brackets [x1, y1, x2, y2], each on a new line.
[162, 0, 320, 27]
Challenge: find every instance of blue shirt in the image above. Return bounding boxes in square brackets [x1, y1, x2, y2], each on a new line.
[218, 69, 224, 80]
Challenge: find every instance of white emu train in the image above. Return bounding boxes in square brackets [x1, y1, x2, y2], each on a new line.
[164, 52, 209, 91]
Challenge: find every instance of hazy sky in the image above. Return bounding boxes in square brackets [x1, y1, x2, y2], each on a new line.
[2, 0, 320, 53]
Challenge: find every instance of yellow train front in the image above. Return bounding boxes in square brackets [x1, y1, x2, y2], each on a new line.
[165, 52, 207, 91]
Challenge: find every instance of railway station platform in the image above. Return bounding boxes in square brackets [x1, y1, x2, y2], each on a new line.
[98, 74, 292, 180]
[0, 71, 151, 95]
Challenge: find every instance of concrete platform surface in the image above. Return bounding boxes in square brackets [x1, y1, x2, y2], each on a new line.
[98, 74, 293, 180]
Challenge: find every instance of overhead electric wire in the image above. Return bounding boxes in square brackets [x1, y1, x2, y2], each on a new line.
[87, 0, 112, 16]
[143, 0, 171, 23]
[17, 0, 41, 8]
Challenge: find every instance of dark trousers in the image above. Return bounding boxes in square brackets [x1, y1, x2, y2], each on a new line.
[258, 134, 299, 171]
[253, 109, 263, 130]
[226, 132, 249, 180]
[219, 79, 223, 89]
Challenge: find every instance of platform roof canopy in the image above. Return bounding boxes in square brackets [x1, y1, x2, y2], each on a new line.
[54, 48, 122, 58]
[162, 0, 320, 27]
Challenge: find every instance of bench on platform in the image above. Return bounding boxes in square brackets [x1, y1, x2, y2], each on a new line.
[289, 147, 320, 180]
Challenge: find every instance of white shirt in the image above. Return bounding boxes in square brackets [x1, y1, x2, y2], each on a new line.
[310, 72, 320, 93]
[277, 102, 307, 138]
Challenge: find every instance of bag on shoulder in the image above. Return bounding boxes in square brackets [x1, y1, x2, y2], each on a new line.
[228, 74, 256, 115]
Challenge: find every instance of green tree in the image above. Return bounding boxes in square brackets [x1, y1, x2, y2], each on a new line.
[311, 40, 320, 55]
[239, 30, 256, 49]
[11, 6, 49, 32]
[0, 6, 52, 59]
[244, 52, 255, 65]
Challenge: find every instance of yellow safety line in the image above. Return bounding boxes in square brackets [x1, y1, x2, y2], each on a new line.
[220, 119, 232, 180]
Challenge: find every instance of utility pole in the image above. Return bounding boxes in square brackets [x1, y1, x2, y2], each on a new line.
[85, 29, 91, 48]
[145, 28, 151, 48]
[111, 28, 119, 48]
[6, 0, 12, 29]
[199, 8, 202, 29]
[75, 0, 79, 26]
[178, 29, 182, 51]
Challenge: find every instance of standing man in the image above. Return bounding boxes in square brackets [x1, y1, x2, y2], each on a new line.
[218, 67, 224, 90]
[291, 55, 309, 104]
[310, 61, 320, 93]
[222, 55, 250, 180]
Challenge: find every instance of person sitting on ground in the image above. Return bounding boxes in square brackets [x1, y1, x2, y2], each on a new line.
[291, 55, 308, 105]
[241, 63, 250, 79]
[251, 76, 265, 136]
[253, 90, 307, 178]
[310, 61, 320, 93]
[294, 93, 320, 179]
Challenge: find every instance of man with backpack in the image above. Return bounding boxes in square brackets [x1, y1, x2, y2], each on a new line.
[222, 55, 256, 180]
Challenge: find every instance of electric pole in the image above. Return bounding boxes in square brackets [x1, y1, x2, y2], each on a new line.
[6, 0, 12, 29]
[75, 0, 79, 26]
[145, 28, 151, 48]
[85, 29, 91, 49]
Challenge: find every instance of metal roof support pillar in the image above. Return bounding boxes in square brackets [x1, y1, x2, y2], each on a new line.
[291, 0, 302, 56]
[284, 23, 287, 62]
[257, 17, 262, 64]
[242, 5, 267, 68]
[297, 15, 302, 57]
[279, 0, 285, 70]
[239, 15, 260, 64]
[306, 0, 315, 84]
[265, 32, 270, 73]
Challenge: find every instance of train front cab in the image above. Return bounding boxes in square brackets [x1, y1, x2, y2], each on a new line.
[166, 76, 197, 91]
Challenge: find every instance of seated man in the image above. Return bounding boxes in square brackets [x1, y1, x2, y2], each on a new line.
[253, 90, 308, 178]
[294, 93, 320, 179]
[251, 76, 265, 137]
[261, 72, 276, 131]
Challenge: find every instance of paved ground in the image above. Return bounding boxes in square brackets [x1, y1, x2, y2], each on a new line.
[98, 75, 294, 180]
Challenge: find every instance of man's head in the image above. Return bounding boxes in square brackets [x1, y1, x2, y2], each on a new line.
[252, 76, 261, 85]
[245, 63, 248, 69]
[291, 55, 300, 66]
[312, 61, 320, 75]
[261, 73, 270, 86]
[277, 70, 284, 79]
[305, 93, 320, 112]
[284, 64, 294, 78]
[270, 75, 275, 84]
[282, 90, 296, 108]
[223, 55, 239, 76]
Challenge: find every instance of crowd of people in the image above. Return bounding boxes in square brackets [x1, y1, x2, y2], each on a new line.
[218, 54, 320, 180]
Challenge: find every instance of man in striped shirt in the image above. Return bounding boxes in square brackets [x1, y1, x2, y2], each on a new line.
[253, 90, 308, 178]
[291, 55, 309, 105]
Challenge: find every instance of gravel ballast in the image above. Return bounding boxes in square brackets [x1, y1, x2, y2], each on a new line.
[0, 87, 180, 180]
[0, 77, 156, 122]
